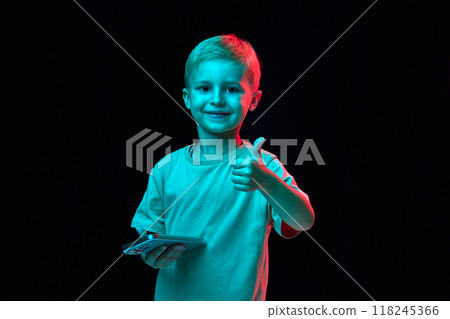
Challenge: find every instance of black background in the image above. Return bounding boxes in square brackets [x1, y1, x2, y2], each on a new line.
[6, 0, 449, 300]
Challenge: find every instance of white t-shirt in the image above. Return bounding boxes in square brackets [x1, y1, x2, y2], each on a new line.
[131, 140, 303, 300]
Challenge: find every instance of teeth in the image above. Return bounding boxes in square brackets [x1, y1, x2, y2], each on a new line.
[207, 113, 229, 117]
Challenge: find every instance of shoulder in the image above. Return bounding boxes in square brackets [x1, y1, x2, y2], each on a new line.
[149, 145, 191, 176]
[260, 148, 279, 167]
[259, 148, 297, 184]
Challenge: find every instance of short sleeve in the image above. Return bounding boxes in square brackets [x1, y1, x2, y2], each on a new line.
[265, 156, 307, 239]
[131, 167, 166, 237]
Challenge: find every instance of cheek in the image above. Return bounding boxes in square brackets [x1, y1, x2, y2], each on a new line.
[190, 95, 205, 109]
[238, 95, 253, 113]
[241, 92, 254, 106]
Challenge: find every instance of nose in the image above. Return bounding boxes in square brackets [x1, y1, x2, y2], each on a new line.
[211, 88, 225, 106]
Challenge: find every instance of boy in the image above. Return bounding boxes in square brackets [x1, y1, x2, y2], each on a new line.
[131, 34, 315, 301]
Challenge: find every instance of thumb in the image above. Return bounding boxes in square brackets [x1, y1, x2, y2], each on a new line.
[252, 137, 266, 156]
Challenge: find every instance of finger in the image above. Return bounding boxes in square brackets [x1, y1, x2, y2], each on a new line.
[251, 137, 266, 157]
[233, 155, 254, 168]
[156, 245, 185, 269]
[147, 245, 168, 260]
[231, 175, 251, 185]
[142, 245, 168, 268]
[153, 246, 177, 268]
[231, 166, 248, 176]
[233, 184, 251, 192]
[161, 245, 186, 268]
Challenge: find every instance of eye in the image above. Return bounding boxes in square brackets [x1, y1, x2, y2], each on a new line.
[226, 87, 240, 94]
[197, 86, 210, 93]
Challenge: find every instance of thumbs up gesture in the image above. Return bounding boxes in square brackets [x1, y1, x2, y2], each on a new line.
[231, 137, 271, 192]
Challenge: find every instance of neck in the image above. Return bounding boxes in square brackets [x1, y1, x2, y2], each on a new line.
[192, 134, 243, 162]
[195, 126, 242, 155]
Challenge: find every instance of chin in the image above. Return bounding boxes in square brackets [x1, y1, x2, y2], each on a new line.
[197, 124, 234, 135]
[211, 126, 241, 136]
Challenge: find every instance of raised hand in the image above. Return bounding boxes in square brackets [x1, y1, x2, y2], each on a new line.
[231, 137, 271, 192]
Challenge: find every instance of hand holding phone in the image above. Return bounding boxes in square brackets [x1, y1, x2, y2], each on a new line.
[122, 233, 205, 269]
[123, 234, 205, 255]
[141, 244, 186, 269]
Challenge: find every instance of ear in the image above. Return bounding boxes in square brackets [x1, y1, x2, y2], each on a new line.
[182, 88, 191, 110]
[249, 90, 262, 112]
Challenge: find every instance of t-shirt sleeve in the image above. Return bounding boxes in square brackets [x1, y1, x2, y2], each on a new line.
[130, 167, 166, 236]
[265, 156, 308, 239]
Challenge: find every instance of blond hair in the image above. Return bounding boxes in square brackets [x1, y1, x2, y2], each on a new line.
[184, 34, 262, 91]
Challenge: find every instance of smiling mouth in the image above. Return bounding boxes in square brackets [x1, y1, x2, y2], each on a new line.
[205, 112, 230, 118]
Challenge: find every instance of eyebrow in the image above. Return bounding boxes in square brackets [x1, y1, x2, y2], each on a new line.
[192, 80, 242, 86]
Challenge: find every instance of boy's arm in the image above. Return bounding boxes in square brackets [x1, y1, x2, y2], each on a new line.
[258, 168, 314, 231]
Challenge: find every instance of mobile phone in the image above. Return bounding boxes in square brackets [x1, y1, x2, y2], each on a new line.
[122, 234, 206, 255]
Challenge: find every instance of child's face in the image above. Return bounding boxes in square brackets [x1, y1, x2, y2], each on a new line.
[183, 59, 262, 140]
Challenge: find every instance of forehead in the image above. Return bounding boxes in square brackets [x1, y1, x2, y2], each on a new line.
[191, 59, 247, 83]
